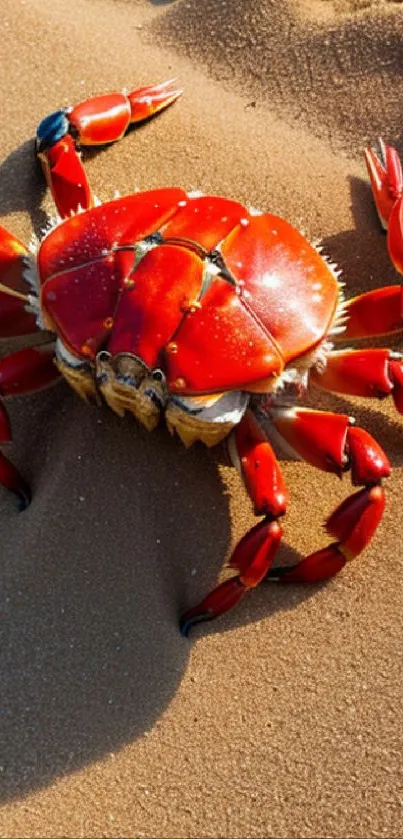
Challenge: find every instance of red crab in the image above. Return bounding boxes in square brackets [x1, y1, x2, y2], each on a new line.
[0, 84, 402, 636]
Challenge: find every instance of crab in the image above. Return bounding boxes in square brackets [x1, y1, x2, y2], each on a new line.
[0, 83, 402, 637]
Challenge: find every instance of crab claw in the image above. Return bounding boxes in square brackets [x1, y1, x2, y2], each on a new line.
[126, 79, 184, 126]
[364, 139, 403, 230]
[67, 79, 183, 146]
[36, 80, 183, 218]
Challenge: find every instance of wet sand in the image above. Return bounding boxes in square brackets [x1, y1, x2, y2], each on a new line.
[1, 0, 403, 836]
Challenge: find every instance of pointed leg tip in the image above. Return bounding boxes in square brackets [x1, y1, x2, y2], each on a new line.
[179, 610, 213, 638]
[17, 488, 31, 512]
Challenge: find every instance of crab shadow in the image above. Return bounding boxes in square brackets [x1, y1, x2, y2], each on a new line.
[332, 174, 402, 295]
[1, 382, 324, 803]
[1, 133, 402, 804]
[0, 143, 116, 239]
[0, 119, 158, 240]
[0, 141, 48, 236]
[2, 362, 402, 802]
[1, 383, 227, 801]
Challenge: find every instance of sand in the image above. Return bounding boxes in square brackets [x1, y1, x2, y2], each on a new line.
[1, 0, 403, 836]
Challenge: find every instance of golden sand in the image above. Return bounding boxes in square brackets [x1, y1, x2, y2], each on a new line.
[1, 1, 402, 836]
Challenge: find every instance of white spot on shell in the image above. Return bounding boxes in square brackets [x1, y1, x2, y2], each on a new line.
[261, 272, 280, 289]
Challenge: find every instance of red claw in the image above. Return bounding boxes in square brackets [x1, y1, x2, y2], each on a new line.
[68, 79, 183, 146]
[126, 79, 184, 125]
[37, 80, 183, 218]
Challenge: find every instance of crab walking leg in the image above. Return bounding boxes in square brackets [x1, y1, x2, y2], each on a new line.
[340, 286, 403, 341]
[264, 407, 389, 584]
[0, 345, 61, 508]
[364, 142, 403, 272]
[36, 79, 183, 219]
[0, 225, 38, 337]
[309, 348, 403, 415]
[364, 140, 403, 230]
[180, 411, 289, 636]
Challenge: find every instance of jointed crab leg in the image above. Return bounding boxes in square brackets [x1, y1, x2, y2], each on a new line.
[0, 345, 61, 508]
[364, 139, 403, 230]
[265, 407, 389, 583]
[0, 225, 38, 337]
[340, 285, 403, 340]
[364, 140, 403, 273]
[36, 79, 183, 219]
[180, 406, 390, 635]
[180, 411, 287, 635]
[309, 348, 403, 415]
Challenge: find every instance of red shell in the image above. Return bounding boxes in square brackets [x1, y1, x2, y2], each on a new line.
[39, 189, 339, 394]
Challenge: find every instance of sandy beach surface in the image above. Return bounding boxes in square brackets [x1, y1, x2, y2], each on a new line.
[1, 0, 403, 836]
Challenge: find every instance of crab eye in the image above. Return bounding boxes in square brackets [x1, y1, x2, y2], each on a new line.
[97, 350, 111, 363]
[152, 368, 165, 383]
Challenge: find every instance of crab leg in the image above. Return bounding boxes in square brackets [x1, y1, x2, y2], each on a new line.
[364, 139, 403, 230]
[265, 407, 389, 584]
[0, 225, 38, 337]
[36, 80, 183, 219]
[180, 411, 288, 635]
[0, 344, 61, 508]
[309, 348, 403, 415]
[180, 405, 390, 634]
[341, 285, 403, 340]
[364, 140, 403, 272]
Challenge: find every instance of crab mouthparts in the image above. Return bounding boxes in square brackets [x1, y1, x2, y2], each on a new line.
[93, 351, 168, 430]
